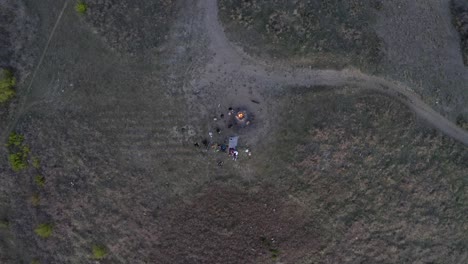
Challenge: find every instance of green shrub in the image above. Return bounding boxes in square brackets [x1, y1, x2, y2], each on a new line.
[7, 132, 24, 147]
[32, 157, 41, 169]
[31, 260, 40, 264]
[35, 175, 46, 187]
[34, 223, 53, 238]
[0, 69, 16, 103]
[7, 132, 30, 172]
[92, 245, 108, 259]
[8, 153, 28, 172]
[75, 1, 88, 14]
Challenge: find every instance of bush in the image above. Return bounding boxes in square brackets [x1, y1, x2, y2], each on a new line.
[75, 1, 87, 14]
[35, 175, 45, 187]
[31, 260, 40, 264]
[32, 157, 40, 169]
[8, 152, 28, 172]
[7, 132, 30, 172]
[34, 223, 53, 238]
[92, 245, 108, 259]
[7, 132, 24, 147]
[0, 69, 16, 104]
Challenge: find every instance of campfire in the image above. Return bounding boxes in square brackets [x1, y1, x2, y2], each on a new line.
[236, 112, 245, 120]
[227, 108, 253, 128]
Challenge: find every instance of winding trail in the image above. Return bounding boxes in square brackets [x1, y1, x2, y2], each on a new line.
[200, 0, 468, 146]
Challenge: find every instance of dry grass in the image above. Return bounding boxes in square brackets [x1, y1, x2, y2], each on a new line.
[219, 0, 383, 69]
[254, 88, 468, 263]
[452, 0, 468, 65]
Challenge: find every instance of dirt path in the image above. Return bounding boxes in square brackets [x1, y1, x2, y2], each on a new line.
[199, 0, 468, 146]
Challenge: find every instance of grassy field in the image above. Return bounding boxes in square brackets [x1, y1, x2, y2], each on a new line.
[219, 0, 383, 69]
[83, 0, 179, 54]
[253, 88, 468, 263]
[1, 0, 467, 263]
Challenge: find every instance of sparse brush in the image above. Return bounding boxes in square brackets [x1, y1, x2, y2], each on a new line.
[32, 157, 41, 169]
[7, 132, 30, 172]
[35, 175, 46, 187]
[31, 193, 40, 206]
[0, 219, 9, 229]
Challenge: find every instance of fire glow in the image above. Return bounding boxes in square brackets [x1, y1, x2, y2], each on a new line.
[237, 112, 245, 120]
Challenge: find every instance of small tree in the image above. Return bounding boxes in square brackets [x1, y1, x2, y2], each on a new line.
[34, 223, 53, 238]
[92, 244, 108, 259]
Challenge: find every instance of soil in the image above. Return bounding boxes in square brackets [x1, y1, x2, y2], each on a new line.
[0, 0, 467, 263]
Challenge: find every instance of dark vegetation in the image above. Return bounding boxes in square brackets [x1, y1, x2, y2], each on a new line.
[34, 175, 45, 188]
[83, 0, 179, 53]
[7, 132, 30, 172]
[254, 89, 468, 263]
[452, 0, 468, 65]
[0, 69, 16, 104]
[219, 0, 383, 68]
[75, 1, 88, 14]
[92, 244, 107, 260]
